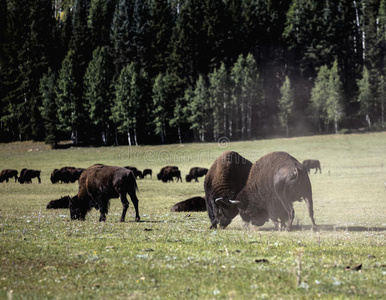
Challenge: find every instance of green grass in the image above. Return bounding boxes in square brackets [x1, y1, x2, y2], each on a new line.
[1, 133, 386, 299]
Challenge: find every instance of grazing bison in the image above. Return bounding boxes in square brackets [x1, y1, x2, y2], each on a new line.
[162, 168, 182, 182]
[171, 196, 207, 212]
[143, 169, 152, 178]
[46, 196, 71, 209]
[204, 151, 253, 229]
[186, 167, 208, 182]
[0, 169, 18, 183]
[51, 167, 85, 183]
[157, 166, 178, 180]
[18, 169, 41, 184]
[229, 152, 317, 231]
[69, 165, 140, 222]
[124, 166, 144, 180]
[302, 159, 321, 174]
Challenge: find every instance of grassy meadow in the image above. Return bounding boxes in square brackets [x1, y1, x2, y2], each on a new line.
[0, 132, 385, 299]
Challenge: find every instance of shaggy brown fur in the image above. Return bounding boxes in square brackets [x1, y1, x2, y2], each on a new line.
[69, 165, 140, 222]
[235, 152, 317, 231]
[46, 196, 71, 209]
[204, 151, 252, 229]
[157, 166, 178, 180]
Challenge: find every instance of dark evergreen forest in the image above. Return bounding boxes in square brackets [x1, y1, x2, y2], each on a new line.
[1, 0, 385, 146]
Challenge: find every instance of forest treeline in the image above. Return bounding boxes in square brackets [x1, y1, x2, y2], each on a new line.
[1, 0, 386, 146]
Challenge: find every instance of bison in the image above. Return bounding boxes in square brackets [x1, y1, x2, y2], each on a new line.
[229, 152, 317, 231]
[302, 159, 321, 174]
[18, 169, 41, 184]
[157, 166, 178, 180]
[162, 168, 182, 182]
[69, 165, 140, 222]
[204, 151, 253, 229]
[0, 169, 18, 183]
[186, 167, 208, 182]
[46, 196, 71, 209]
[50, 167, 85, 183]
[143, 169, 152, 178]
[171, 196, 207, 212]
[124, 166, 144, 180]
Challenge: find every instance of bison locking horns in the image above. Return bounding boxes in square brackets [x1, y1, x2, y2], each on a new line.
[69, 165, 140, 222]
[205, 151, 317, 231]
[204, 151, 253, 229]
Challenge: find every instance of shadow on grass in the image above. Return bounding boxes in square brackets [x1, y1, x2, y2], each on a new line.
[258, 224, 386, 232]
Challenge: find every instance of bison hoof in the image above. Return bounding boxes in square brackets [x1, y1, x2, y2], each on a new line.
[312, 225, 319, 232]
[135, 216, 140, 222]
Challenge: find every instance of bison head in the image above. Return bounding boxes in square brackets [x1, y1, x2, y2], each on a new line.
[185, 175, 192, 182]
[69, 195, 87, 220]
[212, 197, 240, 229]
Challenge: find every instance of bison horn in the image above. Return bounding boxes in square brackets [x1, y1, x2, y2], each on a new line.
[229, 200, 241, 204]
[215, 197, 229, 208]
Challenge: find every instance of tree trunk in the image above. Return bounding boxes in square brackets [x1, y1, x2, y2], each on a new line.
[134, 128, 138, 146]
[127, 131, 132, 146]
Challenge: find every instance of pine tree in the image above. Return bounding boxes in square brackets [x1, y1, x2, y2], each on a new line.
[152, 73, 169, 144]
[278, 76, 294, 137]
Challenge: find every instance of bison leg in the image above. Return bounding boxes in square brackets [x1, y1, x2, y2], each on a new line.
[304, 197, 318, 231]
[127, 191, 140, 222]
[119, 193, 130, 222]
[98, 198, 108, 222]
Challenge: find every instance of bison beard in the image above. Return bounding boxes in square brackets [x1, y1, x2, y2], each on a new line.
[232, 152, 317, 231]
[204, 151, 252, 229]
[69, 165, 140, 222]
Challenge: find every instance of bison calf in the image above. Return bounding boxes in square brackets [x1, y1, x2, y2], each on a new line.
[46, 196, 71, 209]
[186, 167, 208, 182]
[70, 165, 140, 222]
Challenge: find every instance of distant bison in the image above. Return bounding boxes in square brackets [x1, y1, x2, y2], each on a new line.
[143, 169, 152, 178]
[204, 151, 252, 229]
[157, 166, 178, 180]
[229, 152, 317, 231]
[302, 159, 321, 174]
[46, 196, 71, 209]
[50, 167, 85, 183]
[162, 168, 182, 183]
[69, 165, 140, 222]
[186, 167, 208, 182]
[171, 196, 206, 212]
[18, 169, 41, 184]
[0, 169, 18, 183]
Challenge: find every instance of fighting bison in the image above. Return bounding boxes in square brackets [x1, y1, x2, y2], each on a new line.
[143, 169, 152, 178]
[51, 167, 85, 183]
[162, 168, 182, 182]
[0, 169, 18, 183]
[229, 152, 317, 231]
[69, 165, 140, 222]
[18, 169, 41, 184]
[186, 167, 208, 182]
[171, 196, 207, 212]
[302, 159, 321, 174]
[157, 166, 178, 180]
[46, 196, 71, 209]
[204, 151, 253, 229]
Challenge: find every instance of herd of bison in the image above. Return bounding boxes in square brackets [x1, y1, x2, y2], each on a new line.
[1, 152, 322, 231]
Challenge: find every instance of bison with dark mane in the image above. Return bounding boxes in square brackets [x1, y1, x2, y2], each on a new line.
[0, 169, 18, 183]
[69, 165, 140, 222]
[204, 151, 252, 229]
[171, 196, 206, 212]
[157, 166, 178, 180]
[51, 167, 85, 183]
[18, 169, 41, 184]
[143, 169, 152, 178]
[229, 152, 317, 231]
[162, 168, 182, 182]
[302, 159, 321, 174]
[186, 167, 208, 182]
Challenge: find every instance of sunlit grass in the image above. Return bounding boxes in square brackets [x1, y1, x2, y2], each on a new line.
[1, 132, 386, 299]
